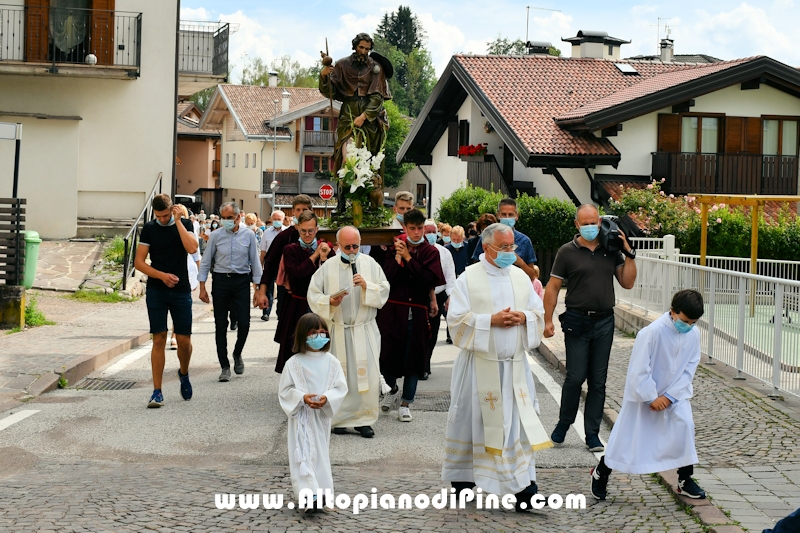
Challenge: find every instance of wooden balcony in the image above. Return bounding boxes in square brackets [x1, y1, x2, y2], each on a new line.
[302, 130, 336, 150]
[652, 152, 799, 195]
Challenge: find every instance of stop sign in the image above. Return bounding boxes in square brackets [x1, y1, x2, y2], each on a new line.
[319, 183, 335, 201]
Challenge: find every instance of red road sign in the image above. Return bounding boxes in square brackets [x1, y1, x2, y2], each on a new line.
[319, 183, 335, 201]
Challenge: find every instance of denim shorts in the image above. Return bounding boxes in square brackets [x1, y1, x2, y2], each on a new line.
[146, 287, 192, 336]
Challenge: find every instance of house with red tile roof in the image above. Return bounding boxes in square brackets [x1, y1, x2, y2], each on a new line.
[199, 78, 341, 217]
[176, 102, 222, 214]
[398, 32, 800, 218]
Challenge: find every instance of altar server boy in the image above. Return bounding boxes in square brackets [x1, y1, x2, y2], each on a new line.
[591, 289, 706, 500]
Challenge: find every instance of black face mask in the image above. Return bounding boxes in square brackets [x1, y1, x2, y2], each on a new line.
[468, 230, 477, 237]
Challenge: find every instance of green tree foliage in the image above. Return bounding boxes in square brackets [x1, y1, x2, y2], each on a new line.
[486, 35, 561, 56]
[373, 6, 435, 117]
[240, 55, 320, 88]
[383, 100, 415, 188]
[436, 186, 504, 229]
[189, 86, 216, 111]
[375, 6, 425, 54]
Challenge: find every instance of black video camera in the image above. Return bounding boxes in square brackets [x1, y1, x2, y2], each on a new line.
[600, 215, 623, 253]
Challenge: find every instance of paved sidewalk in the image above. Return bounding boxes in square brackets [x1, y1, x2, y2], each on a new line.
[32, 241, 103, 292]
[539, 291, 800, 533]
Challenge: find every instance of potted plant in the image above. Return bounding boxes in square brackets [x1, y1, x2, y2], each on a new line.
[458, 143, 489, 161]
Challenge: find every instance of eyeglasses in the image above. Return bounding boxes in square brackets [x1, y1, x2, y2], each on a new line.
[489, 244, 518, 252]
[298, 228, 317, 235]
[340, 244, 361, 251]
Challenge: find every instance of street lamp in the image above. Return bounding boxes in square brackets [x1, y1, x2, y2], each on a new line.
[270, 179, 279, 214]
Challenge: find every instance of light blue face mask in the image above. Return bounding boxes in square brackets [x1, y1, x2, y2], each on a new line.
[306, 333, 328, 351]
[299, 238, 318, 251]
[272, 220, 283, 229]
[407, 235, 425, 245]
[442, 236, 451, 244]
[259, 225, 266, 231]
[157, 216, 175, 227]
[493, 250, 517, 269]
[396, 213, 404, 223]
[425, 233, 437, 245]
[673, 316, 694, 334]
[292, 217, 298, 225]
[222, 220, 236, 231]
[579, 224, 599, 241]
[451, 241, 463, 249]
[348, 252, 360, 263]
[499, 217, 516, 228]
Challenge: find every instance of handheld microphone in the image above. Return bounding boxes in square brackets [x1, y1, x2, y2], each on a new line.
[351, 257, 357, 275]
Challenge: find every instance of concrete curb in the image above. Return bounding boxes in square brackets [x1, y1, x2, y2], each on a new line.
[58, 331, 152, 389]
[538, 305, 745, 533]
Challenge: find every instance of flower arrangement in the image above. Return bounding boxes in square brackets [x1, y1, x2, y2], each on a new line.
[337, 138, 385, 202]
[457, 143, 488, 157]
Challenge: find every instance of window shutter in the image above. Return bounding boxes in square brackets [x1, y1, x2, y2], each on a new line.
[745, 117, 762, 154]
[304, 155, 314, 172]
[305, 116, 314, 130]
[91, 0, 115, 66]
[295, 119, 301, 152]
[657, 114, 680, 152]
[725, 117, 744, 154]
[459, 119, 470, 147]
[447, 121, 458, 156]
[25, 0, 49, 62]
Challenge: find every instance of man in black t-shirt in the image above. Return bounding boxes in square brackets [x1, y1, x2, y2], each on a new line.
[542, 204, 637, 452]
[135, 194, 198, 408]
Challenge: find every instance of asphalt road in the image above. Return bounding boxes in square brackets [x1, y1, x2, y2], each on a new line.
[0, 305, 703, 532]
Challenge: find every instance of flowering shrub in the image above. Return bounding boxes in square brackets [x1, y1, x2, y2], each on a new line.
[457, 143, 488, 157]
[608, 180, 800, 260]
[336, 138, 385, 202]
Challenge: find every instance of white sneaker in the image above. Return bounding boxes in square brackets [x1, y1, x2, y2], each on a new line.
[169, 337, 177, 350]
[381, 389, 399, 412]
[398, 405, 412, 422]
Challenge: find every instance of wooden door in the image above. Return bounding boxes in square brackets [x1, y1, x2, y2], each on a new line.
[724, 117, 762, 154]
[91, 0, 115, 65]
[657, 114, 680, 152]
[25, 0, 49, 62]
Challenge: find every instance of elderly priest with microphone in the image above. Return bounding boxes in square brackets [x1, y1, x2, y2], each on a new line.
[308, 226, 390, 439]
[443, 222, 551, 512]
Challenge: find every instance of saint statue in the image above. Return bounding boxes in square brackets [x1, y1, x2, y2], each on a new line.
[320, 33, 393, 212]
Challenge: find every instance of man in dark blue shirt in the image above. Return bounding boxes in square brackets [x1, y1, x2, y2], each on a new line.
[470, 198, 537, 280]
[135, 194, 198, 408]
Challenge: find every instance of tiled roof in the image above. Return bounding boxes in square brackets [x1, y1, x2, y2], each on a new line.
[625, 54, 722, 64]
[178, 101, 194, 116]
[220, 85, 328, 137]
[454, 55, 692, 156]
[556, 57, 758, 122]
[177, 116, 220, 137]
[274, 193, 337, 207]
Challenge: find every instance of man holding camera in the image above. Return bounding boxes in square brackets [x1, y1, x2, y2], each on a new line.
[543, 204, 637, 452]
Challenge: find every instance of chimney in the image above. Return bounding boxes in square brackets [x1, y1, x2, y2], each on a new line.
[268, 71, 279, 87]
[526, 41, 553, 56]
[281, 89, 290, 113]
[660, 39, 674, 62]
[561, 30, 630, 59]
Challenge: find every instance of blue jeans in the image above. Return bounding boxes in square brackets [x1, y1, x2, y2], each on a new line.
[384, 320, 418, 404]
[559, 313, 615, 437]
[764, 508, 800, 533]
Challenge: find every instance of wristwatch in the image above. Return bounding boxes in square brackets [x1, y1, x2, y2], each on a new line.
[623, 247, 636, 259]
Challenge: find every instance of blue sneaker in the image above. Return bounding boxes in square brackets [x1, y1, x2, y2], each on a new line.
[147, 389, 164, 408]
[178, 369, 192, 400]
[551, 421, 570, 444]
[586, 434, 605, 452]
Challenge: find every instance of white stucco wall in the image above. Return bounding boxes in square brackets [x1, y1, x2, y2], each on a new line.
[0, 0, 179, 238]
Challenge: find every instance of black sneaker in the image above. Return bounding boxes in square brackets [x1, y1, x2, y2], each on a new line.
[230, 320, 237, 331]
[515, 482, 538, 512]
[332, 428, 348, 435]
[590, 467, 608, 500]
[233, 355, 244, 375]
[177, 369, 192, 400]
[551, 421, 569, 444]
[419, 372, 429, 381]
[355, 426, 374, 438]
[586, 434, 605, 452]
[677, 477, 706, 499]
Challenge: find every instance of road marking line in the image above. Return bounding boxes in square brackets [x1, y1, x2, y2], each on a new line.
[528, 353, 606, 460]
[101, 343, 153, 376]
[0, 410, 39, 432]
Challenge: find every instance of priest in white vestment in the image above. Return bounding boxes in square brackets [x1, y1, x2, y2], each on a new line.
[591, 289, 707, 501]
[278, 314, 347, 507]
[443, 223, 551, 511]
[308, 226, 390, 439]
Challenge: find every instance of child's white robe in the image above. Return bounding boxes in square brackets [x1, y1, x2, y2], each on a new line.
[604, 312, 701, 474]
[278, 351, 348, 498]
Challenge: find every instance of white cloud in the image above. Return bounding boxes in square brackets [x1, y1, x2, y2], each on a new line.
[416, 12, 466, 72]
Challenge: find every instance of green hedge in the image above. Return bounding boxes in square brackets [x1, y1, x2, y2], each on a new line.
[436, 186, 577, 250]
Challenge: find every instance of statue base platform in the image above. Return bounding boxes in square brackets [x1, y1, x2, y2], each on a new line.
[317, 227, 402, 246]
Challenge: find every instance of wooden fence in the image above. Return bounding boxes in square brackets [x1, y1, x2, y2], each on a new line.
[0, 198, 25, 285]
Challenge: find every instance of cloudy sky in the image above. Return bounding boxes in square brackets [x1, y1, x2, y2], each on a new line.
[180, 0, 800, 83]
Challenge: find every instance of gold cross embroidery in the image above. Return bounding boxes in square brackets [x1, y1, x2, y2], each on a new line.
[484, 392, 498, 410]
[518, 388, 528, 407]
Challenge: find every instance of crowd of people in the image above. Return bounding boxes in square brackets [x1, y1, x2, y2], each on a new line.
[135, 191, 716, 514]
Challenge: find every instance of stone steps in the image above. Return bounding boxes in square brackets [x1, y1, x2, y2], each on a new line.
[76, 218, 138, 239]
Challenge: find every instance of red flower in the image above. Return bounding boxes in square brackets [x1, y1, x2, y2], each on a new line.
[457, 143, 488, 157]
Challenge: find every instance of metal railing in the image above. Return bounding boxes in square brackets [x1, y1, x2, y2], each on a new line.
[178, 21, 228, 75]
[652, 152, 799, 195]
[630, 235, 680, 260]
[302, 130, 336, 149]
[0, 4, 141, 68]
[122, 173, 162, 290]
[616, 255, 800, 398]
[262, 171, 299, 194]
